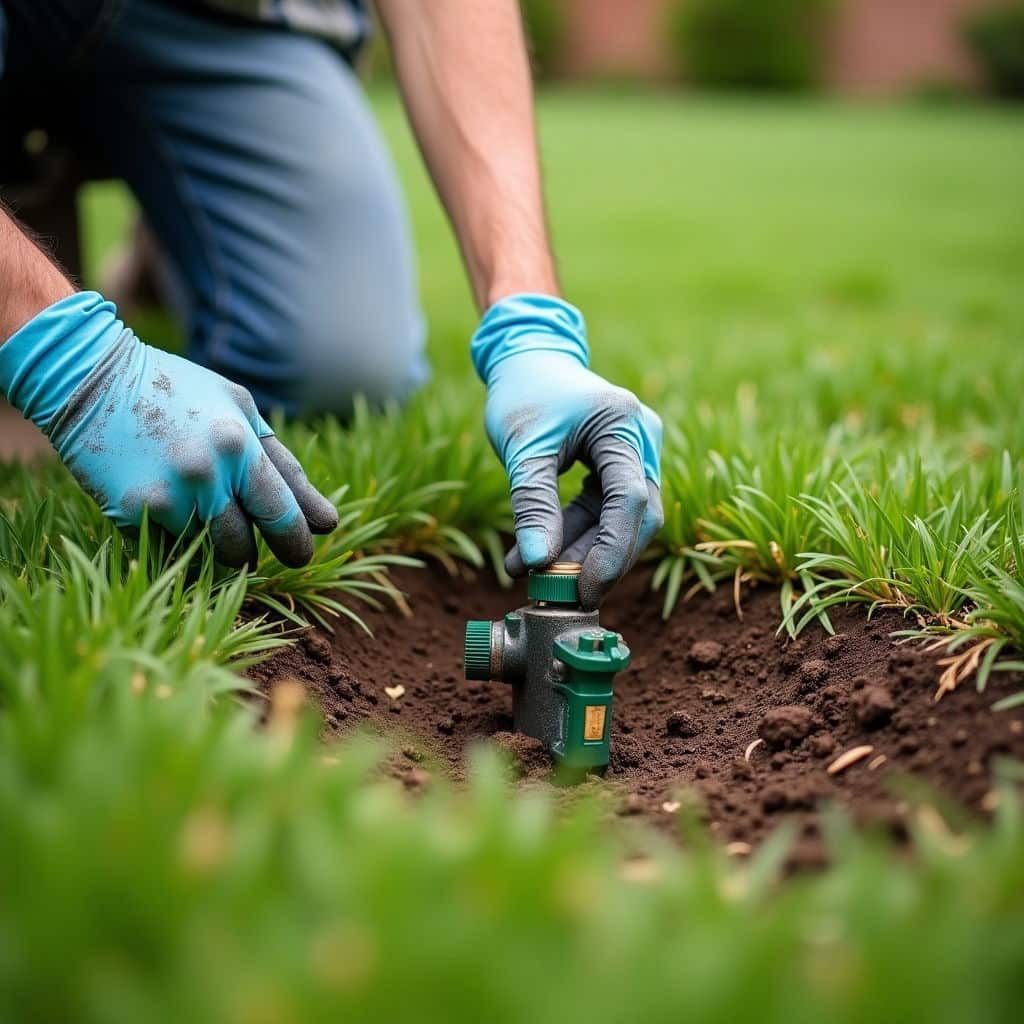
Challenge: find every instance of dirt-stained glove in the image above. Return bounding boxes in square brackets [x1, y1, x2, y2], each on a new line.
[0, 291, 337, 567]
[471, 293, 663, 610]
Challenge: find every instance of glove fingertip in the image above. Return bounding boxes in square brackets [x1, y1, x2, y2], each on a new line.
[504, 545, 528, 579]
[265, 519, 315, 568]
[516, 526, 557, 569]
[306, 495, 339, 535]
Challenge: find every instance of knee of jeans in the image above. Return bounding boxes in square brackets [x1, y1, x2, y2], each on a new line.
[197, 269, 428, 421]
[287, 291, 429, 418]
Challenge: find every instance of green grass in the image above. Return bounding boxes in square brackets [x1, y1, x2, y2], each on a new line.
[3, 90, 1023, 1020]
[80, 92, 1024, 657]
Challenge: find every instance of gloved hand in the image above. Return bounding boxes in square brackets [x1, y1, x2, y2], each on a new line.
[471, 293, 663, 610]
[0, 291, 337, 567]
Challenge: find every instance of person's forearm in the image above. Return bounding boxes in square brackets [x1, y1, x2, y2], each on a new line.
[375, 0, 558, 310]
[0, 206, 75, 342]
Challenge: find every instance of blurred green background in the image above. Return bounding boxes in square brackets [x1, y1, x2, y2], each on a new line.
[83, 88, 1024, 430]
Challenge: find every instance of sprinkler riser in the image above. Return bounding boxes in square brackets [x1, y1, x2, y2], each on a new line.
[500, 603, 601, 761]
[465, 579, 630, 775]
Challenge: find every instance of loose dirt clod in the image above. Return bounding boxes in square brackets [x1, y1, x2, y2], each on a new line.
[301, 631, 332, 664]
[666, 710, 700, 738]
[757, 706, 815, 748]
[851, 685, 895, 730]
[761, 778, 823, 812]
[688, 639, 723, 669]
[799, 660, 830, 685]
[823, 634, 848, 660]
[808, 733, 837, 758]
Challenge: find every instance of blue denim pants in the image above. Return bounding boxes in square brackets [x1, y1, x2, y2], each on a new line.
[0, 0, 428, 416]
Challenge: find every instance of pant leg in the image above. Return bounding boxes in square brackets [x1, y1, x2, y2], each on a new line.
[82, 0, 428, 417]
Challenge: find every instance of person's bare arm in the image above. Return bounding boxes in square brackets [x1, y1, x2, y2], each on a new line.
[0, 206, 75, 342]
[375, 1, 665, 606]
[374, 0, 558, 309]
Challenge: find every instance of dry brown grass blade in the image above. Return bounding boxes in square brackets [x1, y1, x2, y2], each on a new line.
[372, 569, 413, 618]
[422, 546, 458, 577]
[934, 636, 997, 701]
[827, 745, 874, 775]
[694, 539, 758, 553]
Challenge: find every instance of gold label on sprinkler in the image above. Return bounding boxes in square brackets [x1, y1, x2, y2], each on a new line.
[463, 561, 630, 779]
[584, 705, 607, 742]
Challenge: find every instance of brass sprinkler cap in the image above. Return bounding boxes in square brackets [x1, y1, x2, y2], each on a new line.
[527, 561, 582, 605]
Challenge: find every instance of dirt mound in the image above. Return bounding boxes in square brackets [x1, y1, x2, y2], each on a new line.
[850, 684, 896, 729]
[757, 705, 816, 748]
[249, 565, 1024, 860]
[491, 731, 550, 778]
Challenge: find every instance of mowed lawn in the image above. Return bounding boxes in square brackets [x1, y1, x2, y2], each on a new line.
[85, 90, 1024, 423]
[0, 91, 1017, 1022]
[83, 90, 1024, 623]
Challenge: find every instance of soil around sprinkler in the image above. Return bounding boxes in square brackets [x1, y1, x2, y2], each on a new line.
[248, 565, 1024, 864]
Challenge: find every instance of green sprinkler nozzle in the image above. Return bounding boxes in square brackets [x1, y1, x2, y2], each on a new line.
[463, 562, 630, 778]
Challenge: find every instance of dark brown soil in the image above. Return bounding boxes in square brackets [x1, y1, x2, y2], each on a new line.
[248, 565, 1024, 862]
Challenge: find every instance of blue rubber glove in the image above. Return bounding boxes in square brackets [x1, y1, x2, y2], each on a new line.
[0, 292, 337, 567]
[472, 294, 663, 609]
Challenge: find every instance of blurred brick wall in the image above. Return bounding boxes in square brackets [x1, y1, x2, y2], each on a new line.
[826, 0, 993, 94]
[557, 0, 1000, 94]
[559, 0, 675, 78]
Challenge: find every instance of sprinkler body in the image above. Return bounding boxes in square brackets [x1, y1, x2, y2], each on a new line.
[464, 564, 630, 775]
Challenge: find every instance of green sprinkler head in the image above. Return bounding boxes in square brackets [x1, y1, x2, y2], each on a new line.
[464, 562, 630, 779]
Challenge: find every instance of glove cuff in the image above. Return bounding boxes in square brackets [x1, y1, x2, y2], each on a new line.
[470, 293, 589, 385]
[0, 291, 127, 437]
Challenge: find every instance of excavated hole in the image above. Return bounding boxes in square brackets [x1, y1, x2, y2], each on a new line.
[249, 564, 1024, 868]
